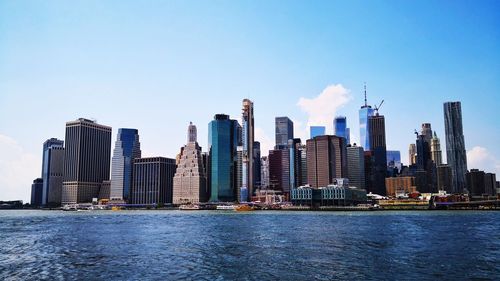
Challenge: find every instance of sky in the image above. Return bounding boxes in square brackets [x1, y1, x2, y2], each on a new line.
[1, 0, 499, 202]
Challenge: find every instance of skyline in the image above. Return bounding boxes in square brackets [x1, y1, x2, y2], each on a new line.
[1, 0, 499, 202]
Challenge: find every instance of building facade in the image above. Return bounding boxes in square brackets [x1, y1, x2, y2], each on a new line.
[173, 123, 209, 204]
[62, 118, 112, 204]
[334, 116, 350, 144]
[409, 144, 417, 166]
[241, 99, 255, 202]
[385, 176, 417, 197]
[368, 114, 387, 195]
[275, 117, 294, 147]
[268, 149, 290, 193]
[110, 128, 141, 202]
[431, 132, 443, 165]
[41, 138, 64, 206]
[31, 178, 44, 207]
[347, 144, 365, 189]
[131, 157, 176, 205]
[208, 114, 241, 202]
[444, 101, 468, 193]
[437, 164, 453, 193]
[306, 135, 347, 188]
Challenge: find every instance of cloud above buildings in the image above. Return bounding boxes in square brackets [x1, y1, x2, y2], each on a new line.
[295, 84, 352, 140]
[0, 134, 39, 202]
[467, 146, 500, 174]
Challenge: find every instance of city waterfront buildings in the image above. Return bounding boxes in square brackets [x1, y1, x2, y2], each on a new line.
[131, 157, 176, 205]
[61, 118, 112, 204]
[444, 101, 468, 193]
[110, 128, 141, 202]
[41, 138, 64, 206]
[306, 135, 347, 188]
[172, 122, 209, 204]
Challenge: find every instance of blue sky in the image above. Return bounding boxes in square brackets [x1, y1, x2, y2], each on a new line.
[1, 0, 499, 201]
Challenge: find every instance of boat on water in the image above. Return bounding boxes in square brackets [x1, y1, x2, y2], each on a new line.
[235, 205, 255, 212]
[179, 204, 200, 210]
[61, 204, 77, 211]
[216, 205, 236, 210]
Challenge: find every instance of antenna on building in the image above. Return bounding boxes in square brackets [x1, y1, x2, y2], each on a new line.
[364, 82, 367, 107]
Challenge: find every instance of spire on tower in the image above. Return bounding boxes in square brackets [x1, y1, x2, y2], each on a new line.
[364, 82, 367, 107]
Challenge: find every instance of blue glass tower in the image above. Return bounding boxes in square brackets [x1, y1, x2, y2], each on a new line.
[110, 128, 141, 202]
[209, 114, 241, 202]
[41, 138, 64, 206]
[334, 116, 350, 144]
[310, 126, 326, 139]
[359, 107, 374, 151]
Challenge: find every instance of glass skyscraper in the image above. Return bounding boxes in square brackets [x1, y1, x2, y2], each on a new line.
[241, 99, 255, 202]
[110, 128, 141, 202]
[309, 126, 325, 139]
[359, 107, 374, 151]
[209, 114, 241, 202]
[275, 117, 294, 146]
[334, 116, 350, 144]
[41, 138, 64, 206]
[444, 101, 467, 193]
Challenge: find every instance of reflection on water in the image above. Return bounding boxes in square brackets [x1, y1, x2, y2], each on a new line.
[0, 210, 499, 280]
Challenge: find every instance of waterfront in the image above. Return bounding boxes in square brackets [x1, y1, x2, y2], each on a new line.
[0, 210, 499, 280]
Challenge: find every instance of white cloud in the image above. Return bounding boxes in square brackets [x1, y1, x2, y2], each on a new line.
[255, 127, 274, 157]
[467, 146, 500, 175]
[297, 84, 352, 135]
[0, 134, 39, 203]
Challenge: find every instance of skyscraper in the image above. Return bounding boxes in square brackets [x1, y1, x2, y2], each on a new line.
[409, 144, 417, 165]
[437, 165, 452, 193]
[359, 86, 375, 151]
[260, 156, 269, 189]
[386, 150, 402, 173]
[310, 126, 326, 139]
[131, 157, 176, 205]
[31, 178, 43, 207]
[173, 122, 209, 204]
[275, 117, 294, 147]
[306, 135, 347, 188]
[253, 141, 261, 188]
[208, 114, 241, 202]
[368, 114, 387, 195]
[288, 138, 304, 189]
[430, 132, 443, 165]
[421, 123, 433, 144]
[41, 138, 64, 206]
[334, 116, 350, 144]
[62, 118, 112, 204]
[241, 99, 255, 202]
[110, 128, 141, 202]
[347, 144, 365, 189]
[444, 101, 468, 193]
[268, 149, 290, 192]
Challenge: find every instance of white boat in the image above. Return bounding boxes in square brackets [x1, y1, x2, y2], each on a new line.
[216, 205, 236, 210]
[179, 204, 200, 210]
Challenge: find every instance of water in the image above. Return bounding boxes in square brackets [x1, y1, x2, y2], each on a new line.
[0, 210, 499, 280]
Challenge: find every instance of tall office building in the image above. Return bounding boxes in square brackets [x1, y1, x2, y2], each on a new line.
[41, 138, 64, 206]
[368, 114, 387, 195]
[173, 122, 209, 204]
[306, 135, 347, 188]
[430, 132, 443, 165]
[409, 144, 417, 165]
[347, 144, 365, 189]
[110, 129, 141, 202]
[275, 117, 294, 147]
[288, 138, 304, 189]
[208, 114, 241, 202]
[31, 178, 43, 207]
[130, 157, 176, 205]
[444, 101, 467, 193]
[359, 85, 375, 151]
[62, 118, 112, 204]
[300, 145, 307, 186]
[484, 173, 497, 196]
[241, 99, 255, 202]
[253, 141, 261, 188]
[260, 156, 269, 189]
[310, 126, 326, 139]
[416, 134, 431, 171]
[421, 123, 433, 144]
[334, 116, 350, 144]
[268, 149, 290, 193]
[466, 169, 485, 196]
